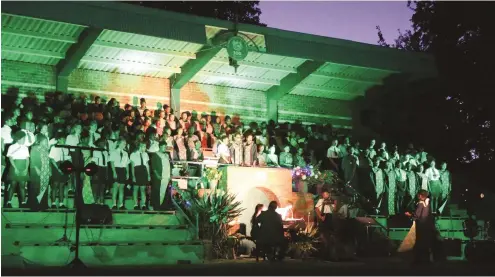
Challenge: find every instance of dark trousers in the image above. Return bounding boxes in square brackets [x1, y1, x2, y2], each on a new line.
[259, 241, 287, 261]
[28, 182, 48, 211]
[151, 179, 172, 210]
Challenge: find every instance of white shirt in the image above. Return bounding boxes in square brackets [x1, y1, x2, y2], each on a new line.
[109, 150, 130, 168]
[148, 141, 159, 153]
[49, 147, 71, 162]
[368, 148, 377, 159]
[88, 132, 101, 147]
[6, 143, 30, 160]
[20, 130, 35, 147]
[92, 150, 109, 167]
[256, 135, 268, 146]
[327, 146, 340, 159]
[217, 143, 230, 158]
[315, 198, 333, 214]
[425, 167, 440, 181]
[338, 144, 349, 158]
[66, 134, 79, 152]
[130, 151, 149, 167]
[107, 139, 118, 152]
[1, 125, 13, 144]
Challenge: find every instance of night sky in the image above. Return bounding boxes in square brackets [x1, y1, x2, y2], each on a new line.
[259, 1, 413, 45]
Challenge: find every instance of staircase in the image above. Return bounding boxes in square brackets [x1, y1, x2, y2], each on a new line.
[1, 193, 204, 268]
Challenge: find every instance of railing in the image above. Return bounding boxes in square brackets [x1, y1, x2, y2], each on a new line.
[171, 191, 199, 240]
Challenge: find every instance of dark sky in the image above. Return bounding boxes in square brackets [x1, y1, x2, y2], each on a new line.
[259, 1, 413, 45]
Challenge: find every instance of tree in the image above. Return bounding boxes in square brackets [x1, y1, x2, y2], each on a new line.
[375, 1, 495, 190]
[123, 1, 266, 26]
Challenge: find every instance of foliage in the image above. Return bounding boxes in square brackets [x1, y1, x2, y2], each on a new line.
[204, 167, 223, 182]
[292, 162, 342, 191]
[173, 185, 245, 259]
[123, 1, 266, 26]
[288, 224, 320, 259]
[375, 1, 495, 191]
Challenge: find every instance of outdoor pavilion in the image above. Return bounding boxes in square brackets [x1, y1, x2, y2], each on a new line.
[1, 1, 436, 135]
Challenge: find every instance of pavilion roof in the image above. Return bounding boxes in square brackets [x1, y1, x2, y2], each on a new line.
[1, 2, 436, 101]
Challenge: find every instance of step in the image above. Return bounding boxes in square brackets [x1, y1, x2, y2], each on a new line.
[6, 242, 205, 267]
[2, 226, 193, 248]
[1, 209, 181, 226]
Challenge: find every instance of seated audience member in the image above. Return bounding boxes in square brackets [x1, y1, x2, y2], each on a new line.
[257, 201, 287, 261]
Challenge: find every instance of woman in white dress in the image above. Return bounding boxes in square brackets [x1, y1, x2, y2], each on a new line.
[439, 162, 451, 206]
[266, 145, 279, 167]
[425, 160, 441, 213]
[416, 164, 428, 191]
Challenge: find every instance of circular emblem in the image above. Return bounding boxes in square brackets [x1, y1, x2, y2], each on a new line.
[227, 36, 249, 61]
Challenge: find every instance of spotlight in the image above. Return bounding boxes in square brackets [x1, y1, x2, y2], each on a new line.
[60, 161, 75, 174]
[480, 193, 485, 199]
[84, 162, 98, 176]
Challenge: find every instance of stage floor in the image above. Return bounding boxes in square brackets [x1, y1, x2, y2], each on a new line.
[3, 257, 495, 276]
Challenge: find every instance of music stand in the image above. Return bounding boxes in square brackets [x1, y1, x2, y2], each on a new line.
[56, 144, 105, 268]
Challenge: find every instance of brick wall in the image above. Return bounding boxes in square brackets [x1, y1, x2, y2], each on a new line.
[2, 61, 354, 127]
[1, 60, 170, 111]
[68, 69, 170, 111]
[278, 94, 354, 128]
[1, 60, 56, 102]
[180, 83, 267, 123]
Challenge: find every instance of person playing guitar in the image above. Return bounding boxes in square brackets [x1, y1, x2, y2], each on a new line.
[315, 189, 338, 260]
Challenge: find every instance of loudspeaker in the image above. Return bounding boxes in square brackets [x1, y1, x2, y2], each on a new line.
[80, 204, 113, 225]
[465, 241, 495, 262]
[443, 238, 462, 257]
[387, 214, 412, 228]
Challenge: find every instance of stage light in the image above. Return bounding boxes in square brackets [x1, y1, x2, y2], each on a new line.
[84, 162, 98, 176]
[60, 161, 75, 174]
[480, 193, 484, 199]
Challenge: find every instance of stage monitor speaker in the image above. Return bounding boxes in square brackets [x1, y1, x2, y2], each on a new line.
[465, 241, 495, 262]
[387, 214, 412, 228]
[443, 238, 462, 257]
[80, 204, 113, 225]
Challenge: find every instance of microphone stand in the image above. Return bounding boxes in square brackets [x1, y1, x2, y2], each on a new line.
[56, 204, 71, 243]
[343, 181, 393, 255]
[56, 144, 105, 268]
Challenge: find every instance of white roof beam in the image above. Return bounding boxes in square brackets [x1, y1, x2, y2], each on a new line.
[2, 26, 79, 44]
[311, 71, 382, 85]
[2, 46, 65, 59]
[296, 83, 363, 96]
[210, 58, 297, 73]
[92, 41, 196, 59]
[81, 56, 181, 73]
[197, 71, 280, 86]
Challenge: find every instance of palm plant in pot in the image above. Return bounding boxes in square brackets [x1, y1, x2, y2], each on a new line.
[287, 224, 320, 260]
[173, 185, 244, 259]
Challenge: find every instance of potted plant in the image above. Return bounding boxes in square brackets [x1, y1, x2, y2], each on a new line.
[173, 186, 244, 259]
[204, 167, 223, 191]
[288, 224, 319, 260]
